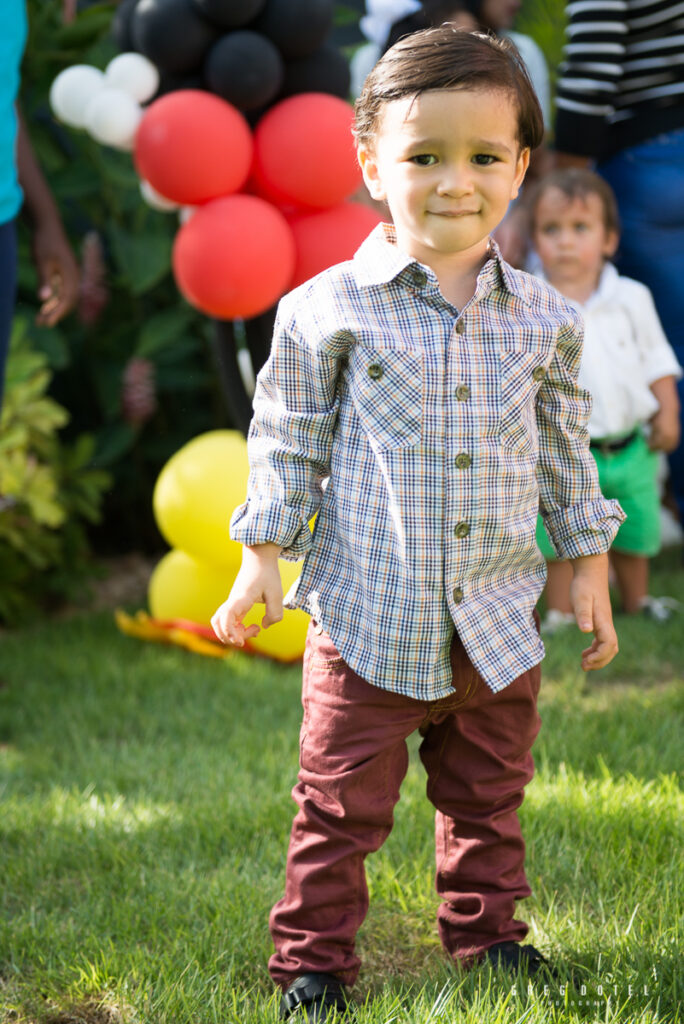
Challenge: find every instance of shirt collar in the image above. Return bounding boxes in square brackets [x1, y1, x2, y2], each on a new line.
[536, 261, 619, 311]
[352, 222, 531, 305]
[584, 261, 620, 308]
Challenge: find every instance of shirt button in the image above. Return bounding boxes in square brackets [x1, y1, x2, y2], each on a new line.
[452, 586, 464, 604]
[455, 452, 472, 469]
[455, 320, 466, 335]
[412, 269, 427, 288]
[454, 522, 470, 538]
[455, 384, 471, 401]
[532, 366, 546, 381]
[367, 362, 383, 380]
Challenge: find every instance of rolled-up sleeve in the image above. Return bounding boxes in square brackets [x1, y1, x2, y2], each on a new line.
[230, 298, 345, 560]
[536, 311, 626, 559]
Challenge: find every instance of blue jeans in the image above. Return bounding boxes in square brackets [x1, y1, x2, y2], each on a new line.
[598, 129, 684, 519]
[0, 217, 18, 413]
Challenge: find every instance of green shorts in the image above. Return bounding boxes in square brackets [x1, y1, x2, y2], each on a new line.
[537, 430, 661, 559]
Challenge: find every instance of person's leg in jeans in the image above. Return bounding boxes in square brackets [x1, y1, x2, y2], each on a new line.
[419, 637, 542, 964]
[0, 218, 18, 412]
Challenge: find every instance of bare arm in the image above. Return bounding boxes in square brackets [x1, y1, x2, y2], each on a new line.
[648, 375, 681, 453]
[16, 110, 80, 326]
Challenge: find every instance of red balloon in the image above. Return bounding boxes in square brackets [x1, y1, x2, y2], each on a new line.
[288, 202, 383, 288]
[253, 93, 361, 210]
[172, 194, 295, 319]
[134, 90, 252, 205]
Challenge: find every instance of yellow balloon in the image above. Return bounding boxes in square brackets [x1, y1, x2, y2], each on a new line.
[148, 548, 309, 662]
[149, 548, 237, 625]
[153, 430, 249, 569]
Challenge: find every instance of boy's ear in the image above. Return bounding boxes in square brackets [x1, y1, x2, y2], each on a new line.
[604, 229, 619, 259]
[358, 146, 386, 201]
[510, 147, 531, 200]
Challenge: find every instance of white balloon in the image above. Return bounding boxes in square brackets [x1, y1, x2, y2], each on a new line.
[49, 65, 106, 129]
[85, 88, 142, 150]
[140, 180, 179, 212]
[105, 52, 160, 104]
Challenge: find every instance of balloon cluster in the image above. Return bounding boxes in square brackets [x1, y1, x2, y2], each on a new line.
[49, 0, 382, 325]
[151, 430, 310, 661]
[113, 0, 351, 108]
[134, 87, 381, 320]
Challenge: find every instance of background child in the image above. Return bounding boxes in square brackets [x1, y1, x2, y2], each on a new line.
[531, 169, 681, 627]
[212, 30, 624, 1022]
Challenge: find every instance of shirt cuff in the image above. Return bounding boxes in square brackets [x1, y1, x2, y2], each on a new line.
[542, 498, 626, 560]
[230, 500, 312, 560]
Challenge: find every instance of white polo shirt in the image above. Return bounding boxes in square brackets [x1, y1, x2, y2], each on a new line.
[545, 264, 681, 440]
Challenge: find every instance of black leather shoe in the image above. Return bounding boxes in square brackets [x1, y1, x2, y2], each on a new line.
[481, 941, 557, 979]
[279, 973, 349, 1021]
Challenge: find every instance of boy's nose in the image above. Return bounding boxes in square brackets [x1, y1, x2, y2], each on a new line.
[437, 168, 474, 196]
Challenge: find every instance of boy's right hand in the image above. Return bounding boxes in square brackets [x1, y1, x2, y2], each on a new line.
[211, 543, 283, 647]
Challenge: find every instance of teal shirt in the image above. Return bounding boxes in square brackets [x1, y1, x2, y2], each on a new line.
[0, 0, 28, 224]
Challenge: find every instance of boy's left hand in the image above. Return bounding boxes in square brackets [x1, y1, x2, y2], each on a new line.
[569, 553, 619, 671]
[648, 406, 680, 453]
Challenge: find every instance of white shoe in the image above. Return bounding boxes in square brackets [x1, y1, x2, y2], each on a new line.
[637, 595, 679, 622]
[541, 609, 575, 634]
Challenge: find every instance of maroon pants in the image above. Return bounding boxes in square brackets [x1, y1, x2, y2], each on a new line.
[269, 621, 542, 989]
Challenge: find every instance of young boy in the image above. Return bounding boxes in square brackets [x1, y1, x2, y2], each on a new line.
[530, 169, 681, 627]
[212, 29, 625, 1021]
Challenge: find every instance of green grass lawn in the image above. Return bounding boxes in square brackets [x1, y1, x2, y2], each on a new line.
[0, 553, 682, 1024]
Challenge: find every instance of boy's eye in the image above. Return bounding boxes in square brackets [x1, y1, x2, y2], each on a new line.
[540, 224, 559, 235]
[472, 153, 497, 166]
[410, 154, 437, 166]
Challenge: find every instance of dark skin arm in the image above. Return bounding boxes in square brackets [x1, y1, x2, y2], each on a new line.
[16, 110, 80, 326]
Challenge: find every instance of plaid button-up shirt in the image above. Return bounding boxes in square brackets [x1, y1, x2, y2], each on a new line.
[231, 224, 625, 698]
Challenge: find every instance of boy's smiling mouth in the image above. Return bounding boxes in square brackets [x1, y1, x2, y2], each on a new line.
[429, 209, 479, 217]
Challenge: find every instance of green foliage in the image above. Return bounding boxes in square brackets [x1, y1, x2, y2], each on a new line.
[18, 1, 225, 552]
[0, 318, 110, 623]
[515, 0, 568, 93]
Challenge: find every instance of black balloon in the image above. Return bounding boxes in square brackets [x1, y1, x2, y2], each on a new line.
[192, 0, 266, 29]
[154, 70, 206, 99]
[280, 43, 351, 100]
[204, 31, 284, 110]
[111, 0, 140, 51]
[132, 0, 219, 74]
[254, 0, 334, 60]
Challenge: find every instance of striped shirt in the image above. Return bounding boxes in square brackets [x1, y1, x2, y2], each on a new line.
[555, 0, 684, 156]
[231, 224, 625, 700]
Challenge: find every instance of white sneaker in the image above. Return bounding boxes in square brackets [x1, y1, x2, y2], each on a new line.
[541, 609, 575, 634]
[638, 595, 679, 622]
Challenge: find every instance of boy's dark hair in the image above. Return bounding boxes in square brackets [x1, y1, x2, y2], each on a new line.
[354, 26, 544, 153]
[530, 168, 621, 236]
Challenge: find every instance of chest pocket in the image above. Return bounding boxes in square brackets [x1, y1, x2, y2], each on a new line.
[347, 347, 423, 451]
[499, 349, 546, 455]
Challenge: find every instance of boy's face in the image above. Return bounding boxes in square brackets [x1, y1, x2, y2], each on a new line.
[533, 189, 618, 294]
[358, 88, 529, 270]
